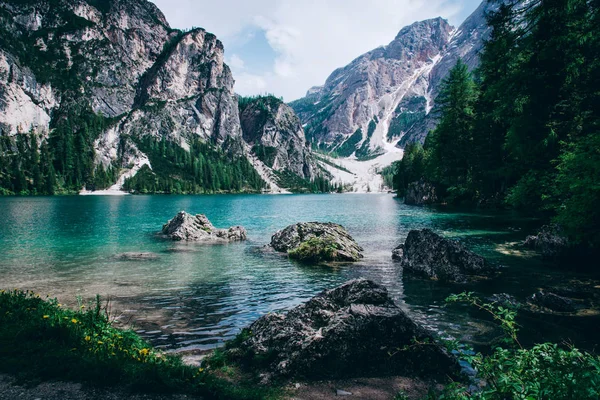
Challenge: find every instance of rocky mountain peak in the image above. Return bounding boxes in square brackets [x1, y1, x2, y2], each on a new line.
[1, 0, 323, 194]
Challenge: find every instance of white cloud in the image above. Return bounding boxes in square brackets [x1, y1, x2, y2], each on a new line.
[227, 54, 246, 70]
[151, 0, 477, 101]
[233, 72, 268, 95]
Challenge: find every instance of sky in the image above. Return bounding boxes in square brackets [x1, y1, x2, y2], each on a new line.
[151, 0, 483, 102]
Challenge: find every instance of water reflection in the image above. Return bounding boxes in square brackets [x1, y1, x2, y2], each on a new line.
[0, 195, 598, 353]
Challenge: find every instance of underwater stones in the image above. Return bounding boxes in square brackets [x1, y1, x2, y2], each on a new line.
[270, 222, 364, 263]
[116, 252, 160, 261]
[162, 211, 247, 242]
[226, 279, 458, 381]
[393, 229, 493, 282]
[529, 290, 576, 313]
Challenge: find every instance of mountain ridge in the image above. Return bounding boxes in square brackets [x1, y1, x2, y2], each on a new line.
[0, 0, 320, 194]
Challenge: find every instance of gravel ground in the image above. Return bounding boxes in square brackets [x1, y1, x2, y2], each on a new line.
[0, 374, 201, 400]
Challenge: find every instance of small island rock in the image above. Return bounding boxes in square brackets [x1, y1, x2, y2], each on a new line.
[162, 211, 247, 242]
[270, 222, 363, 262]
[393, 229, 493, 282]
[226, 279, 457, 381]
[524, 224, 569, 260]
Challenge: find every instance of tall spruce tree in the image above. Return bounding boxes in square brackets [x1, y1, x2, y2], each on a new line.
[425, 60, 478, 199]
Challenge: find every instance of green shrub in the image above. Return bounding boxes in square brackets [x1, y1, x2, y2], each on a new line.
[437, 292, 600, 400]
[0, 290, 278, 400]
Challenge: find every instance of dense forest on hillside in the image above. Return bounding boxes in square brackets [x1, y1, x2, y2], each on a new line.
[122, 137, 267, 194]
[0, 106, 119, 195]
[394, 0, 600, 248]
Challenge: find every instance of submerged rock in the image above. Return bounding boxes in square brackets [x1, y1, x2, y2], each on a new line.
[226, 279, 457, 381]
[116, 252, 160, 261]
[270, 222, 363, 262]
[524, 224, 569, 260]
[405, 179, 438, 206]
[393, 229, 493, 282]
[162, 211, 247, 242]
[529, 290, 576, 313]
[487, 293, 522, 309]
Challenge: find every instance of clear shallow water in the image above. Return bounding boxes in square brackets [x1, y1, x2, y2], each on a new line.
[0, 194, 598, 354]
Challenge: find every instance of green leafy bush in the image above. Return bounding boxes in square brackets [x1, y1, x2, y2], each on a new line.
[437, 292, 600, 400]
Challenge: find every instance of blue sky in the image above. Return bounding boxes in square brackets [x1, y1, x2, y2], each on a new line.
[151, 0, 483, 101]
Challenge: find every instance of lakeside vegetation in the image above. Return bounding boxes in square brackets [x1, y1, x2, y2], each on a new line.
[394, 0, 600, 248]
[434, 293, 600, 400]
[3, 289, 597, 400]
[0, 289, 278, 400]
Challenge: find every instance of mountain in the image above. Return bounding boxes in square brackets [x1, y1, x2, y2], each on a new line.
[0, 0, 318, 195]
[290, 0, 498, 191]
[239, 96, 318, 187]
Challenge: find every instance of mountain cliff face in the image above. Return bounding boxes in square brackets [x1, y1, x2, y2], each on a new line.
[0, 0, 316, 194]
[290, 0, 497, 156]
[239, 96, 318, 183]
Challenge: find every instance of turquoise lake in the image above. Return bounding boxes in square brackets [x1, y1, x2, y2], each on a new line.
[0, 194, 598, 354]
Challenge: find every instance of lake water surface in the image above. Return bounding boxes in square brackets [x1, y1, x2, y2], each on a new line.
[0, 194, 598, 354]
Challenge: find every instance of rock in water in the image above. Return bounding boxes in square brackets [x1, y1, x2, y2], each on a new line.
[393, 229, 492, 282]
[405, 180, 438, 206]
[227, 279, 457, 381]
[162, 212, 246, 242]
[529, 290, 576, 313]
[117, 252, 160, 261]
[524, 224, 569, 260]
[270, 222, 363, 262]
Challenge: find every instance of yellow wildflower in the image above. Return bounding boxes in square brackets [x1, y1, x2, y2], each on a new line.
[139, 348, 150, 356]
[85, 336, 91, 342]
[43, 315, 50, 319]
[97, 341, 104, 345]
[71, 318, 78, 324]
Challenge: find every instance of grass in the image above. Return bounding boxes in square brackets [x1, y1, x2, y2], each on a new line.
[0, 289, 280, 400]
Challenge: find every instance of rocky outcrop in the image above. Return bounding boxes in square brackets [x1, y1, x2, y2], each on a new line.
[529, 290, 576, 313]
[239, 96, 318, 182]
[404, 179, 438, 205]
[270, 222, 363, 262]
[393, 229, 493, 282]
[226, 279, 458, 381]
[524, 224, 569, 260]
[162, 211, 246, 242]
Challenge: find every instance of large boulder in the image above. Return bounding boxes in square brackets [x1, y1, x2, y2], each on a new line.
[393, 229, 493, 282]
[162, 211, 247, 242]
[270, 222, 363, 262]
[524, 224, 569, 260]
[405, 180, 438, 206]
[226, 279, 457, 381]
